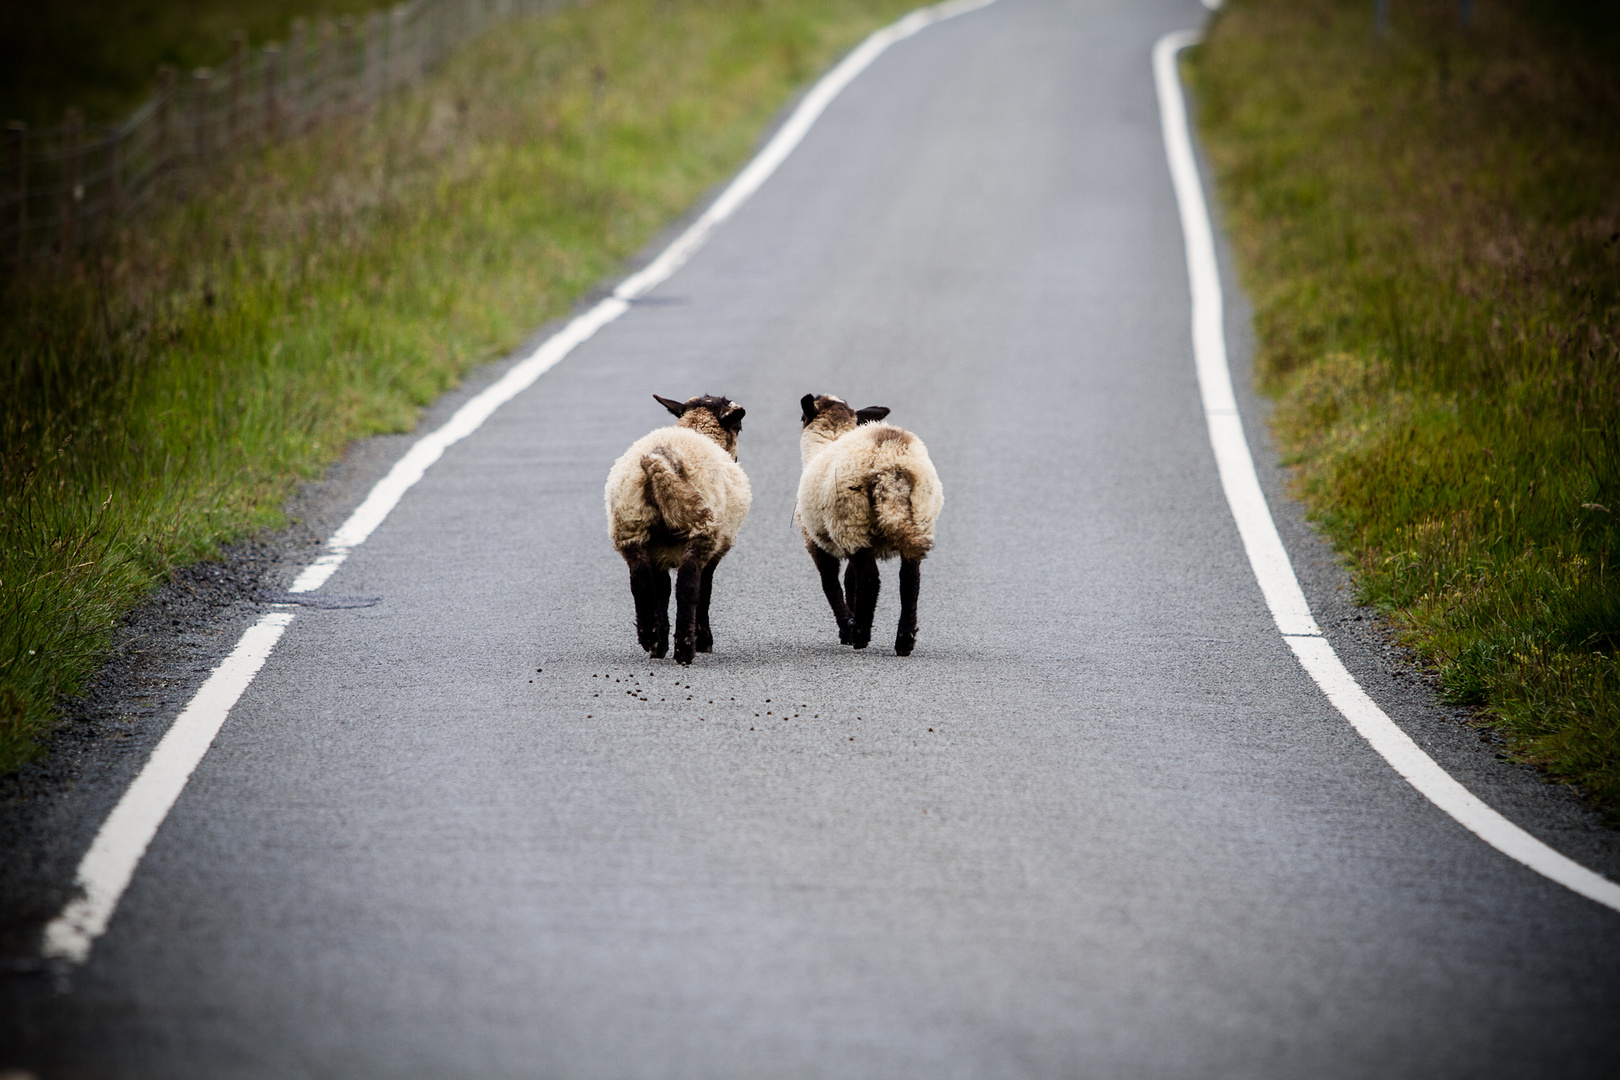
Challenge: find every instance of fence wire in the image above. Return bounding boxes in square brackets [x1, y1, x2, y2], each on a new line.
[1, 0, 561, 266]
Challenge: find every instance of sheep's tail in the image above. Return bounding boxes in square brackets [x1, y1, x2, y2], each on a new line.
[641, 449, 714, 537]
[872, 467, 930, 560]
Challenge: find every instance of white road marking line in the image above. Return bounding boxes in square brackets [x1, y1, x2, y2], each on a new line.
[610, 0, 998, 305]
[39, 0, 1002, 967]
[42, 611, 297, 963]
[1153, 28, 1620, 914]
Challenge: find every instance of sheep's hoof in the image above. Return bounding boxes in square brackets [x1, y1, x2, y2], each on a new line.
[649, 639, 668, 659]
[895, 634, 915, 657]
[851, 634, 871, 650]
[673, 645, 695, 666]
[696, 631, 714, 653]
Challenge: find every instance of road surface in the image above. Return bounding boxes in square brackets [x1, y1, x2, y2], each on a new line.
[10, 0, 1620, 1075]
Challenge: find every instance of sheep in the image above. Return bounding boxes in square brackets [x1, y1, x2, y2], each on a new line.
[795, 393, 943, 656]
[605, 394, 751, 665]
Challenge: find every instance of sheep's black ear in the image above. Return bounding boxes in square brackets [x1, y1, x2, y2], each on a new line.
[801, 394, 819, 425]
[856, 406, 891, 425]
[719, 406, 746, 430]
[653, 394, 687, 418]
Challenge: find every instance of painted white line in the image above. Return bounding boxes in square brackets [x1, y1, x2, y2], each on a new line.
[42, 611, 297, 963]
[40, 0, 1002, 966]
[610, 0, 998, 305]
[1153, 29, 1620, 913]
[290, 0, 1000, 592]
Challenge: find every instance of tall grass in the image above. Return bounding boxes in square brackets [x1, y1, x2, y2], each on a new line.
[0, 0, 920, 774]
[1190, 0, 1620, 809]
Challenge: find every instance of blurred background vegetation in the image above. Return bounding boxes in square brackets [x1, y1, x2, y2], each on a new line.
[0, 0, 381, 126]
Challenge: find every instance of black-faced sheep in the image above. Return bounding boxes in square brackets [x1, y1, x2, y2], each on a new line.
[795, 393, 943, 655]
[605, 394, 751, 665]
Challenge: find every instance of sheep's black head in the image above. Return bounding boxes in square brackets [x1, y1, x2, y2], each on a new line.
[655, 393, 746, 458]
[800, 393, 890, 433]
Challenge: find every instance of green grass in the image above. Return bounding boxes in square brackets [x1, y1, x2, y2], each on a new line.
[1189, 0, 1620, 810]
[0, 0, 921, 773]
[0, 0, 383, 127]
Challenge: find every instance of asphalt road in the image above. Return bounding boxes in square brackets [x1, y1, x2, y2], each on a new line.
[12, 0, 1620, 1075]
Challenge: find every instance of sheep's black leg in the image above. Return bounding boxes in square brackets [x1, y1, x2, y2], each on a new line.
[896, 556, 921, 656]
[844, 559, 859, 622]
[847, 548, 880, 650]
[808, 542, 855, 644]
[860, 551, 882, 647]
[624, 546, 663, 656]
[651, 563, 671, 659]
[696, 546, 727, 653]
[673, 540, 715, 666]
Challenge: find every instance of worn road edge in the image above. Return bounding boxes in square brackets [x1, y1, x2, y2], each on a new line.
[37, 0, 1003, 968]
[1154, 27, 1620, 914]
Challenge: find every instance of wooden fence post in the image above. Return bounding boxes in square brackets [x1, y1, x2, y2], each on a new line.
[339, 17, 356, 114]
[106, 125, 123, 224]
[263, 44, 282, 141]
[288, 20, 307, 131]
[383, 7, 395, 98]
[411, 1, 423, 81]
[420, 2, 431, 78]
[7, 122, 25, 264]
[432, 0, 445, 71]
[193, 68, 213, 170]
[227, 33, 245, 147]
[63, 107, 83, 255]
[314, 18, 335, 129]
[365, 12, 385, 107]
[386, 5, 403, 95]
[156, 66, 176, 183]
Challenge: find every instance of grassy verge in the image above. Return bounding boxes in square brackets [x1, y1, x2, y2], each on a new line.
[0, 0, 921, 774]
[1189, 0, 1620, 811]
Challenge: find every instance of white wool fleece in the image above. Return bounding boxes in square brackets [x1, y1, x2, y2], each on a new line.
[605, 426, 751, 561]
[796, 422, 943, 559]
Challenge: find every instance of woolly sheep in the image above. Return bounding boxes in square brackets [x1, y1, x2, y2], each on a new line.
[605, 394, 751, 665]
[795, 393, 943, 655]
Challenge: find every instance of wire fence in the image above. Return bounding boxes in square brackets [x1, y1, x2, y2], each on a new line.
[1, 0, 564, 267]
